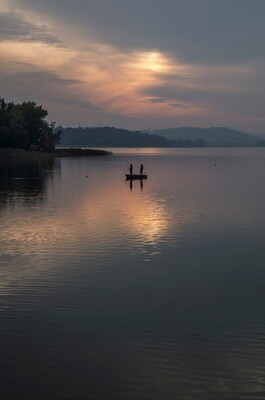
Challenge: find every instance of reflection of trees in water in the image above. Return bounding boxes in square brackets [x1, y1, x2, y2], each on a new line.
[0, 158, 60, 208]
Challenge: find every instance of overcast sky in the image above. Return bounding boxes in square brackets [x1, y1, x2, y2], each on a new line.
[1, 0, 265, 133]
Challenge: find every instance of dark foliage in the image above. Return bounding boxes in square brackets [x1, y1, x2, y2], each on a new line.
[149, 127, 265, 147]
[0, 97, 61, 151]
[58, 126, 207, 148]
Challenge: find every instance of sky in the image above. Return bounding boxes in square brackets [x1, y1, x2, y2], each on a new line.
[1, 0, 265, 134]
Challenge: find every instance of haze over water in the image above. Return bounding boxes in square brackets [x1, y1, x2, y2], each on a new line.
[1, 148, 265, 400]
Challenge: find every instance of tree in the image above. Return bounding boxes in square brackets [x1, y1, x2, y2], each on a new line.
[0, 97, 60, 151]
[0, 98, 15, 147]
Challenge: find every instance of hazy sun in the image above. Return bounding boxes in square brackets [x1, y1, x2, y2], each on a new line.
[139, 51, 169, 73]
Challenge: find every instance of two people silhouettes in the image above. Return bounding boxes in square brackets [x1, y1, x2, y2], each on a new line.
[129, 163, 144, 175]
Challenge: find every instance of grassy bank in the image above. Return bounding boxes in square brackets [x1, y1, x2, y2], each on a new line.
[54, 148, 111, 156]
[0, 148, 111, 159]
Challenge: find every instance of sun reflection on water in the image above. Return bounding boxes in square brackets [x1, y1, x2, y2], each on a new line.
[128, 199, 170, 245]
[0, 157, 188, 295]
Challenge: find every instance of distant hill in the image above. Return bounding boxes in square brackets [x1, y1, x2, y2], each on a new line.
[58, 126, 175, 147]
[56, 126, 265, 148]
[146, 127, 265, 147]
[57, 126, 208, 148]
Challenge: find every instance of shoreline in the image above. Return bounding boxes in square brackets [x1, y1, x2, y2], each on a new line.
[0, 148, 111, 160]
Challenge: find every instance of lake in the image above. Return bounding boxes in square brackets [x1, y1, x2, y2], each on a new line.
[1, 147, 265, 400]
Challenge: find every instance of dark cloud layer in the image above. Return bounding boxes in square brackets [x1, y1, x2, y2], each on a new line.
[11, 71, 83, 85]
[11, 0, 265, 63]
[49, 97, 103, 112]
[145, 79, 265, 118]
[2, 0, 265, 132]
[0, 11, 62, 45]
[0, 69, 82, 104]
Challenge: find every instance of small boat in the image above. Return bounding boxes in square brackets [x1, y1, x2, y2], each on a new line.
[125, 174, 148, 180]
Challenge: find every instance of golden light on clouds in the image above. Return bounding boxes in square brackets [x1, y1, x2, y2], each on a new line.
[0, 4, 228, 127]
[0, 31, 222, 127]
[0, 41, 75, 71]
[0, 5, 186, 124]
[136, 51, 170, 73]
[1, 0, 265, 131]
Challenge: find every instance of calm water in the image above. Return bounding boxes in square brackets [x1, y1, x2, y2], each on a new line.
[1, 148, 265, 400]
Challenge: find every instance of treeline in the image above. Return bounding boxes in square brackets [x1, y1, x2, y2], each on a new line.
[0, 97, 60, 151]
[58, 126, 207, 147]
[58, 126, 172, 147]
[149, 127, 265, 147]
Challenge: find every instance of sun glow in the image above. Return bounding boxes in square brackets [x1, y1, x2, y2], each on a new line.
[0, 8, 220, 128]
[136, 51, 170, 73]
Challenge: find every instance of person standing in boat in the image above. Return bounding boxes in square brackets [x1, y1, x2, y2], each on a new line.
[129, 163, 133, 175]
[140, 164, 144, 175]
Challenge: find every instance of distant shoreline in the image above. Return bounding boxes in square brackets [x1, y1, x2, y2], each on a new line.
[0, 148, 112, 160]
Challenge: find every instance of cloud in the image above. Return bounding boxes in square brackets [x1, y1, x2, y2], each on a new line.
[0, 66, 86, 111]
[8, 0, 265, 64]
[0, 68, 82, 96]
[1, 0, 265, 132]
[147, 98, 167, 104]
[146, 97, 185, 110]
[167, 103, 184, 109]
[11, 70, 83, 86]
[49, 97, 103, 112]
[0, 10, 62, 45]
[142, 58, 265, 118]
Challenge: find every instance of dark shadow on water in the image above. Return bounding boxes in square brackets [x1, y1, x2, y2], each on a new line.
[0, 158, 60, 208]
[127, 178, 145, 191]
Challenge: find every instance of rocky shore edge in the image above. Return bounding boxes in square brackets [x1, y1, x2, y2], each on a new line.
[0, 148, 111, 159]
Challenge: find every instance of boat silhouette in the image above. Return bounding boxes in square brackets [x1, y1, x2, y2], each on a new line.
[125, 174, 147, 180]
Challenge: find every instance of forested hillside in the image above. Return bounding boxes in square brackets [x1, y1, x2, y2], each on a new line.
[58, 126, 174, 147]
[58, 126, 207, 147]
[148, 127, 265, 147]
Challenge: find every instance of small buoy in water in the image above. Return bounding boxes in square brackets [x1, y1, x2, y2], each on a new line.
[85, 175, 88, 178]
[214, 163, 216, 166]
